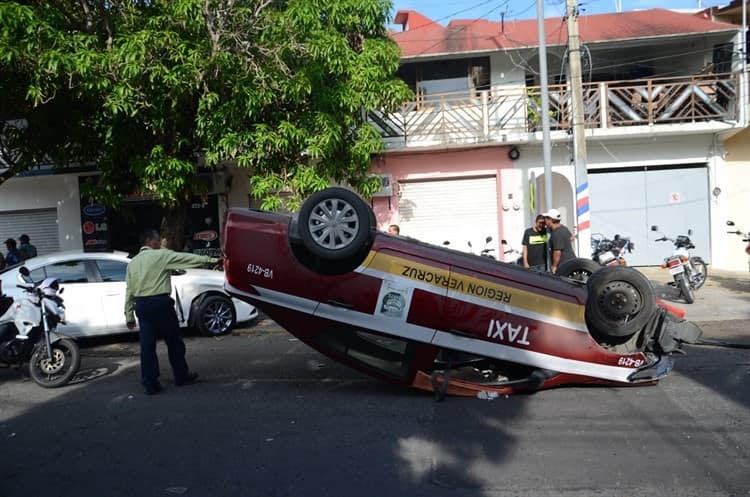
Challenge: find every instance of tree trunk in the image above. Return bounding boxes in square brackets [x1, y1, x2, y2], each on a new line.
[160, 204, 187, 251]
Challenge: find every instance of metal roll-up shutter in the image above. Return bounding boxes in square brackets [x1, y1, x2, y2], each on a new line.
[588, 165, 710, 265]
[0, 209, 60, 256]
[398, 176, 498, 250]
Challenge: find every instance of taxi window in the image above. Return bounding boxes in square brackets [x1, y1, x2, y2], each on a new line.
[313, 328, 413, 379]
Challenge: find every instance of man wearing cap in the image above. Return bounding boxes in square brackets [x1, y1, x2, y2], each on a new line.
[543, 209, 575, 274]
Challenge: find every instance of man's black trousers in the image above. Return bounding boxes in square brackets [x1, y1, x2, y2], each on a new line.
[134, 295, 190, 388]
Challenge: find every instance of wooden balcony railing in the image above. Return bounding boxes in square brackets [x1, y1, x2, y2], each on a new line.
[369, 72, 741, 146]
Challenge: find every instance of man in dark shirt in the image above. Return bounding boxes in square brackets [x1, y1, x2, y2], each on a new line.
[4, 239, 22, 266]
[18, 234, 37, 260]
[521, 214, 548, 271]
[543, 209, 575, 274]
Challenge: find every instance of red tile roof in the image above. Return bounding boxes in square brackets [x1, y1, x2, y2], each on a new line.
[392, 8, 738, 58]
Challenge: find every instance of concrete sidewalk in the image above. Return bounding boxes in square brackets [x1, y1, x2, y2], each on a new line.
[635, 266, 750, 322]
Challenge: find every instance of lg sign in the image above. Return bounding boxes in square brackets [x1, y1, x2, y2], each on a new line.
[83, 221, 108, 235]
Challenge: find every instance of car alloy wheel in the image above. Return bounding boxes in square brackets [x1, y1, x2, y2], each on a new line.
[196, 295, 236, 336]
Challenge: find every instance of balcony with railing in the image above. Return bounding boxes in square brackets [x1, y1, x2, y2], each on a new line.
[368, 72, 742, 148]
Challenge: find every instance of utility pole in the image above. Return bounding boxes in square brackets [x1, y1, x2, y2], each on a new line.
[536, 0, 553, 215]
[566, 0, 591, 257]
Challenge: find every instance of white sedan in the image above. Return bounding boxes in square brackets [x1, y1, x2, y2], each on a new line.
[0, 250, 258, 338]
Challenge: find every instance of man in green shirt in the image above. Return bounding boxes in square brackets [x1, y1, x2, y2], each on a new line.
[125, 229, 220, 395]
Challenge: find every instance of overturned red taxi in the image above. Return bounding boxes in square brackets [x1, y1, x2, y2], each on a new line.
[223, 187, 701, 398]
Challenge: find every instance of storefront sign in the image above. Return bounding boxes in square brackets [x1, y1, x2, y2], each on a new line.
[79, 177, 112, 252]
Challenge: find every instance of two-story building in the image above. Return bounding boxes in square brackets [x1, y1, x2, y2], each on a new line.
[368, 8, 749, 270]
[1, 7, 747, 269]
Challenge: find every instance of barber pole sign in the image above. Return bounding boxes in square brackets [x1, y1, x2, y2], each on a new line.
[576, 181, 592, 258]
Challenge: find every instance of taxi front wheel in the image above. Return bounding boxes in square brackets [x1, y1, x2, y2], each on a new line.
[585, 266, 656, 339]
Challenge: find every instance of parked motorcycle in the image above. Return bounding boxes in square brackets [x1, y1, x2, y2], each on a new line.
[651, 226, 707, 304]
[471, 236, 496, 259]
[0, 267, 80, 387]
[444, 236, 496, 259]
[500, 239, 523, 265]
[552, 234, 632, 282]
[726, 220, 750, 271]
[591, 233, 633, 267]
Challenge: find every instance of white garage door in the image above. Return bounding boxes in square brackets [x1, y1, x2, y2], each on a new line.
[398, 176, 499, 251]
[0, 209, 60, 256]
[588, 165, 710, 266]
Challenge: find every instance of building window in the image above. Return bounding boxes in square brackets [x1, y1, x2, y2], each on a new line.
[397, 57, 491, 102]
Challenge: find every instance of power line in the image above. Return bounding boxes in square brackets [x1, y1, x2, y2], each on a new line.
[414, 1, 514, 56]
[391, 0, 503, 34]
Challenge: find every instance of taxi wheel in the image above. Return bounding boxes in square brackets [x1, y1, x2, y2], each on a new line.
[585, 266, 656, 338]
[298, 187, 374, 261]
[557, 258, 601, 282]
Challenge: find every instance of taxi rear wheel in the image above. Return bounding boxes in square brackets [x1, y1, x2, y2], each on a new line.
[557, 258, 601, 282]
[298, 187, 374, 261]
[585, 266, 656, 339]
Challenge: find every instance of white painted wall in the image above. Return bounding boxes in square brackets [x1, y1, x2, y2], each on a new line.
[715, 128, 750, 272]
[0, 173, 83, 250]
[510, 133, 745, 266]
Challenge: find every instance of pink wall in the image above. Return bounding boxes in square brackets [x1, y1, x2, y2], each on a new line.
[370, 146, 515, 229]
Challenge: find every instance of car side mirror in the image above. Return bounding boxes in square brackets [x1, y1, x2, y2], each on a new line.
[501, 239, 508, 245]
[17, 266, 33, 284]
[485, 236, 493, 243]
[650, 225, 658, 232]
[727, 220, 736, 226]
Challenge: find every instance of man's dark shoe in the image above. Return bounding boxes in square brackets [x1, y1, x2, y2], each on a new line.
[175, 372, 199, 386]
[144, 383, 163, 396]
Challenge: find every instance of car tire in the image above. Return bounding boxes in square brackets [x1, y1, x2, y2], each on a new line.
[297, 187, 374, 261]
[585, 266, 656, 339]
[557, 258, 601, 282]
[195, 295, 236, 336]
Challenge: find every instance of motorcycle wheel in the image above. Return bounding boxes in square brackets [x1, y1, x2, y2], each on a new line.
[29, 338, 81, 388]
[689, 257, 707, 290]
[675, 273, 695, 304]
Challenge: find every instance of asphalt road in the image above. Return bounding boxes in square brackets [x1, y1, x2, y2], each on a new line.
[1, 268, 749, 497]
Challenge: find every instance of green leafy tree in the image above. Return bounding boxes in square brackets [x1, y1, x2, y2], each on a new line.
[0, 0, 411, 245]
